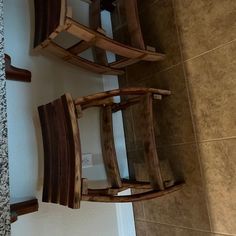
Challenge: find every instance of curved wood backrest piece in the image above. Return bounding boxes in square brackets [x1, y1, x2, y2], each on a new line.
[38, 93, 82, 209]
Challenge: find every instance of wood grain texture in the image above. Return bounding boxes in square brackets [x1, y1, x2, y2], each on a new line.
[61, 94, 82, 209]
[65, 17, 165, 61]
[53, 99, 69, 206]
[34, 0, 62, 47]
[101, 105, 122, 188]
[75, 87, 171, 105]
[5, 54, 31, 82]
[45, 42, 123, 75]
[124, 0, 145, 50]
[10, 199, 39, 221]
[38, 105, 52, 202]
[141, 93, 164, 190]
[46, 103, 60, 203]
[82, 182, 185, 202]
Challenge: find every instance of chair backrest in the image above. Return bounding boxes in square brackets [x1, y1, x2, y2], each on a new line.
[38, 94, 82, 209]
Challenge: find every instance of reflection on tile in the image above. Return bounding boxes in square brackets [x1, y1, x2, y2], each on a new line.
[186, 41, 236, 140]
[139, 0, 181, 72]
[127, 150, 145, 179]
[143, 144, 210, 231]
[133, 201, 145, 221]
[121, 108, 136, 152]
[135, 221, 226, 236]
[148, 65, 195, 146]
[135, 221, 147, 236]
[199, 139, 236, 235]
[174, 0, 236, 59]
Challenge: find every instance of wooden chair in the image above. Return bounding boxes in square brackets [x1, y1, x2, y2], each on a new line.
[38, 88, 184, 209]
[34, 0, 165, 75]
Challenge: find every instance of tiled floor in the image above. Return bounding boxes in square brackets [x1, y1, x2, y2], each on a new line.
[111, 0, 236, 235]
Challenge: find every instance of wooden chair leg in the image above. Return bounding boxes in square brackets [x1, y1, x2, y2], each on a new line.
[101, 105, 122, 188]
[140, 93, 165, 190]
[89, 0, 108, 66]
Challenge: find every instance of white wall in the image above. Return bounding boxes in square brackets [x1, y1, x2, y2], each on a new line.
[4, 0, 119, 235]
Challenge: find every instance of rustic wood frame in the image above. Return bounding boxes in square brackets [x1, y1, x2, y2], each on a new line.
[38, 87, 185, 209]
[34, 0, 165, 75]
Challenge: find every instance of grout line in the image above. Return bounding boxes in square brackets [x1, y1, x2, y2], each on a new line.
[183, 38, 236, 63]
[127, 141, 196, 153]
[198, 136, 236, 144]
[171, 0, 214, 233]
[157, 141, 196, 148]
[128, 62, 182, 86]
[155, 62, 182, 74]
[136, 219, 236, 236]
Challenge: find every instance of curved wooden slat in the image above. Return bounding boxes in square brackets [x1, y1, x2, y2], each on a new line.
[53, 99, 69, 206]
[82, 182, 185, 202]
[34, 0, 62, 47]
[101, 106, 122, 188]
[61, 94, 82, 209]
[44, 42, 124, 75]
[140, 94, 164, 190]
[75, 87, 171, 106]
[65, 17, 165, 61]
[124, 0, 145, 50]
[38, 105, 53, 203]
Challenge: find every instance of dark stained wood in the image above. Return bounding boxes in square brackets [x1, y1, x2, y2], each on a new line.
[38, 105, 52, 202]
[124, 0, 145, 50]
[53, 99, 69, 206]
[100, 0, 116, 11]
[34, 0, 61, 47]
[46, 103, 60, 203]
[141, 93, 164, 190]
[10, 212, 18, 224]
[82, 182, 185, 202]
[75, 87, 171, 106]
[5, 54, 31, 82]
[111, 96, 141, 113]
[10, 199, 39, 219]
[38, 88, 185, 208]
[89, 0, 108, 66]
[101, 105, 122, 188]
[121, 179, 152, 189]
[61, 94, 82, 209]
[39, 94, 82, 209]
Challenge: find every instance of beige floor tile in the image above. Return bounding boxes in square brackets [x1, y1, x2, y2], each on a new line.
[139, 0, 181, 72]
[174, 0, 236, 59]
[185, 41, 236, 141]
[136, 221, 147, 236]
[133, 201, 145, 221]
[199, 139, 236, 235]
[147, 64, 195, 146]
[143, 144, 210, 231]
[135, 221, 228, 236]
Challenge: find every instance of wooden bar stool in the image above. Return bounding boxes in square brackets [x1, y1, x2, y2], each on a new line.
[38, 88, 184, 209]
[34, 0, 165, 75]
